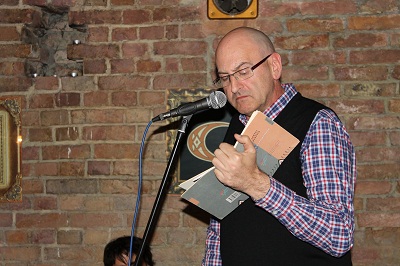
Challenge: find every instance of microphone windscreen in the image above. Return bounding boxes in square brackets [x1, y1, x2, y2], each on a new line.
[210, 91, 227, 109]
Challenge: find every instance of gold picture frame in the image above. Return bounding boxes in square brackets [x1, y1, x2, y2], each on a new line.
[166, 89, 233, 194]
[0, 97, 22, 202]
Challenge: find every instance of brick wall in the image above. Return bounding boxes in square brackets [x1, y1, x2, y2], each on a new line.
[0, 0, 399, 265]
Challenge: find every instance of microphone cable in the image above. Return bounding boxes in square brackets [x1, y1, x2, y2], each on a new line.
[128, 119, 152, 266]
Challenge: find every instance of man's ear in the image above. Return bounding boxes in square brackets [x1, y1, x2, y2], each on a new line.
[269, 53, 282, 80]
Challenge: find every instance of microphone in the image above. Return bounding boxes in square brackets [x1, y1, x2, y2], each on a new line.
[152, 90, 227, 122]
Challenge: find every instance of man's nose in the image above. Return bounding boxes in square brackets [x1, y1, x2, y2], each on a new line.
[229, 75, 241, 94]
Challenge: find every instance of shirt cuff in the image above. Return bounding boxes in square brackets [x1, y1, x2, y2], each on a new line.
[254, 177, 295, 218]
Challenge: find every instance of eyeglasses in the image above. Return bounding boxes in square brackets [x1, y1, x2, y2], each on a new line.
[213, 53, 273, 88]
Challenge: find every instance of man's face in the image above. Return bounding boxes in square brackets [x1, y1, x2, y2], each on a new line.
[215, 36, 276, 117]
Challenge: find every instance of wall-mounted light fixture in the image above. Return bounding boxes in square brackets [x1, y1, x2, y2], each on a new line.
[208, 0, 258, 19]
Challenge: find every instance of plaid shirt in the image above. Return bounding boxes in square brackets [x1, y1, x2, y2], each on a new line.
[202, 84, 356, 265]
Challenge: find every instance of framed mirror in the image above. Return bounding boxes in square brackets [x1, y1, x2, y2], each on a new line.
[0, 97, 22, 202]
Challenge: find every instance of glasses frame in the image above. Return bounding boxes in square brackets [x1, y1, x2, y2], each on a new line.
[213, 53, 273, 88]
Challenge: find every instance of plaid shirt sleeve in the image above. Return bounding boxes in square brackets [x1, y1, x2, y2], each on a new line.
[202, 217, 222, 266]
[255, 109, 356, 257]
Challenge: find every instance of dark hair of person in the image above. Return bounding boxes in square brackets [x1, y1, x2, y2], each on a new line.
[103, 236, 155, 266]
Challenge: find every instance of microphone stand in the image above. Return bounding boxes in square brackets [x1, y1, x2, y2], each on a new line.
[133, 114, 193, 266]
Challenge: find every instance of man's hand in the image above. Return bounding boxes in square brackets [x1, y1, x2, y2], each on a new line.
[212, 134, 271, 201]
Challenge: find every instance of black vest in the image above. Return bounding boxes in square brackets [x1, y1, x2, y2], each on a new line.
[220, 93, 352, 265]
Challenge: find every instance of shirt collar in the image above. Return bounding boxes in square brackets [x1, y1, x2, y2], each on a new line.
[239, 83, 298, 125]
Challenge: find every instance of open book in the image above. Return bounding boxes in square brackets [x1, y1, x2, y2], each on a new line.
[179, 111, 299, 220]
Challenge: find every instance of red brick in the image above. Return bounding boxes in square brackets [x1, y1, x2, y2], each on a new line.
[166, 24, 179, 39]
[357, 213, 400, 227]
[47, 179, 97, 194]
[88, 160, 111, 175]
[300, 1, 357, 15]
[0, 61, 25, 75]
[0, 9, 36, 23]
[154, 41, 207, 55]
[137, 60, 161, 72]
[29, 94, 54, 108]
[20, 178, 44, 194]
[0, 246, 41, 261]
[59, 195, 84, 210]
[5, 230, 29, 244]
[56, 127, 79, 141]
[349, 131, 386, 147]
[389, 131, 400, 145]
[389, 99, 400, 113]
[153, 73, 206, 89]
[349, 15, 400, 30]
[110, 59, 135, 73]
[71, 109, 126, 124]
[69, 10, 122, 25]
[153, 7, 200, 22]
[139, 25, 165, 39]
[98, 76, 148, 90]
[357, 147, 400, 163]
[292, 51, 346, 65]
[350, 50, 400, 64]
[56, 92, 80, 107]
[325, 99, 385, 115]
[296, 83, 340, 98]
[32, 196, 58, 210]
[83, 59, 106, 74]
[287, 18, 343, 32]
[57, 230, 82, 244]
[28, 127, 52, 142]
[61, 76, 96, 91]
[357, 164, 400, 180]
[360, 0, 399, 13]
[83, 125, 136, 141]
[87, 26, 109, 42]
[121, 43, 148, 57]
[32, 229, 56, 244]
[94, 143, 140, 159]
[42, 145, 90, 160]
[139, 91, 165, 106]
[181, 58, 206, 71]
[16, 213, 68, 228]
[355, 181, 392, 195]
[282, 66, 329, 81]
[181, 24, 207, 39]
[60, 162, 85, 176]
[32, 162, 59, 177]
[112, 161, 138, 176]
[0, 77, 32, 92]
[40, 110, 69, 126]
[0, 213, 13, 227]
[67, 43, 119, 59]
[333, 33, 387, 48]
[34, 76, 59, 90]
[334, 66, 388, 81]
[22, 146, 40, 160]
[367, 197, 400, 212]
[344, 83, 397, 97]
[68, 213, 123, 227]
[112, 27, 138, 41]
[0, 44, 31, 58]
[83, 91, 109, 106]
[274, 34, 329, 50]
[393, 65, 400, 80]
[0, 26, 19, 41]
[1, 0, 19, 5]
[347, 116, 400, 130]
[22, 110, 39, 126]
[122, 9, 152, 24]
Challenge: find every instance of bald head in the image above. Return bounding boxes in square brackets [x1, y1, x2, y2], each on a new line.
[216, 27, 275, 65]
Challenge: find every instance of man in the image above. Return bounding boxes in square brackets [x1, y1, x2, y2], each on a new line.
[202, 27, 356, 265]
[104, 236, 154, 266]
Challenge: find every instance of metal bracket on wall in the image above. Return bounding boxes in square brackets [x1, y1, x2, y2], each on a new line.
[208, 0, 258, 19]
